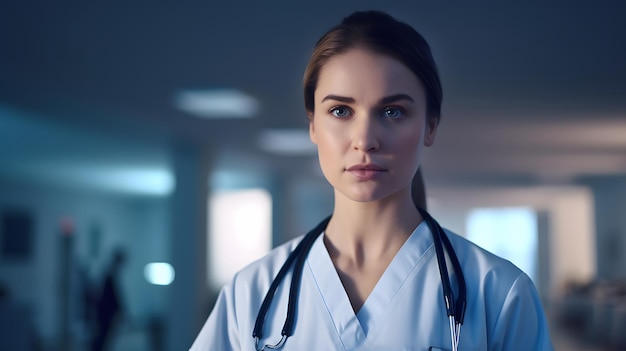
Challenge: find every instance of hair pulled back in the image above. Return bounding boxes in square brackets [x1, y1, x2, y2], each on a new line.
[303, 11, 442, 121]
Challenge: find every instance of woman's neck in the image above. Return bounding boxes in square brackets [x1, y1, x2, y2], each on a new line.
[322, 189, 423, 312]
[324, 190, 423, 266]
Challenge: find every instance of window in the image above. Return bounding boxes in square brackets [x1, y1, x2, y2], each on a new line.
[208, 189, 272, 288]
[466, 207, 538, 282]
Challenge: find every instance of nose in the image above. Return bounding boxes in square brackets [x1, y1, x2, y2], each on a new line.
[352, 114, 379, 152]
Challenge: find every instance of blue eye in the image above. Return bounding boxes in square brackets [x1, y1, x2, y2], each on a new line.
[383, 107, 403, 119]
[330, 106, 351, 118]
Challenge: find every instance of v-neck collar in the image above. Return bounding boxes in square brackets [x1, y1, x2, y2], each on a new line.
[306, 220, 434, 350]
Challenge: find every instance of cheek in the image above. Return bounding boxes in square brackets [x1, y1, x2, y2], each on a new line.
[316, 131, 341, 161]
[389, 131, 426, 176]
[313, 119, 344, 150]
[393, 128, 424, 155]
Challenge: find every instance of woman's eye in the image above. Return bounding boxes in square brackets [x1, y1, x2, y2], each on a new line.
[383, 107, 403, 119]
[330, 106, 350, 118]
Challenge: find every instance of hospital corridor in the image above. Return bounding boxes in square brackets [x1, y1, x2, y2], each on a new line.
[1, 1, 626, 350]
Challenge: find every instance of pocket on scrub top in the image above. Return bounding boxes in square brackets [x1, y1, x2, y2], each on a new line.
[428, 347, 451, 351]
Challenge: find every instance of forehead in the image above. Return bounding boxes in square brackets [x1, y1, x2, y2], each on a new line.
[315, 49, 425, 101]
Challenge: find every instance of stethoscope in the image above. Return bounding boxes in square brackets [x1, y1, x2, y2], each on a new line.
[253, 207, 467, 351]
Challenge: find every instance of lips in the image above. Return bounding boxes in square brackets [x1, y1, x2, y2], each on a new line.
[346, 164, 386, 171]
[346, 164, 387, 180]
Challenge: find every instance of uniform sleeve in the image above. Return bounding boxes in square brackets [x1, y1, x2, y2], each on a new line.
[489, 273, 554, 351]
[189, 284, 240, 351]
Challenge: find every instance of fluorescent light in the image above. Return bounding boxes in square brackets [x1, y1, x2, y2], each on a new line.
[144, 262, 175, 285]
[62, 166, 175, 196]
[257, 129, 316, 155]
[82, 167, 175, 196]
[175, 88, 259, 118]
[6, 162, 175, 196]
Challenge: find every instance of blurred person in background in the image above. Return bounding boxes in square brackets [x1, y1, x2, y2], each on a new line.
[191, 10, 553, 350]
[91, 247, 126, 351]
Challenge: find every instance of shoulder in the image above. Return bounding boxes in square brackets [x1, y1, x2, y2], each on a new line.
[442, 228, 534, 313]
[190, 236, 306, 350]
[446, 231, 544, 323]
[229, 235, 305, 293]
[442, 229, 553, 348]
[443, 228, 525, 284]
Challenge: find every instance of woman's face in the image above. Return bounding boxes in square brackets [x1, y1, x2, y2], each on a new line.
[309, 48, 438, 203]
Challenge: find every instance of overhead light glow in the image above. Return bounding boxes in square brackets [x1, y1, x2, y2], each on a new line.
[84, 167, 175, 196]
[6, 162, 175, 196]
[144, 262, 175, 285]
[257, 129, 316, 155]
[175, 89, 259, 119]
[66, 167, 175, 196]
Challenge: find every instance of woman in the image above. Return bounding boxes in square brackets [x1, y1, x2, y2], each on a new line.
[191, 11, 553, 350]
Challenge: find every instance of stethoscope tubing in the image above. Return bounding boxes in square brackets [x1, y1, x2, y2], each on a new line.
[253, 209, 466, 351]
[253, 216, 331, 342]
[419, 208, 467, 325]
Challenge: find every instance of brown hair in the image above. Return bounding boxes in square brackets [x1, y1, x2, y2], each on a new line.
[303, 11, 442, 121]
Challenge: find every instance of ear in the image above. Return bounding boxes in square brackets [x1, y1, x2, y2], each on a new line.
[424, 117, 439, 147]
[308, 112, 318, 145]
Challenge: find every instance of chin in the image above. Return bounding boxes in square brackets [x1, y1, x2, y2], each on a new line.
[351, 195, 379, 203]
[342, 187, 390, 203]
[343, 183, 412, 204]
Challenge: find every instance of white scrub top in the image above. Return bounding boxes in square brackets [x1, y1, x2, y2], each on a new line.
[190, 221, 554, 351]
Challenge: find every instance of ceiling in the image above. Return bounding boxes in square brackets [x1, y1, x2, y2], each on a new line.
[1, 1, 625, 194]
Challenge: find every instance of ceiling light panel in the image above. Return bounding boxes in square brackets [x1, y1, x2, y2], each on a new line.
[257, 129, 316, 155]
[174, 88, 259, 119]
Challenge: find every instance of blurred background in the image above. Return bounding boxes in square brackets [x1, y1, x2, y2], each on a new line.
[1, 1, 625, 350]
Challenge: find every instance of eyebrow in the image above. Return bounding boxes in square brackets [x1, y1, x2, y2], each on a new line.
[379, 94, 414, 104]
[321, 95, 355, 103]
[321, 93, 414, 104]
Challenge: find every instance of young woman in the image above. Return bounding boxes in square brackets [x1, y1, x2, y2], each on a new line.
[191, 11, 553, 351]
